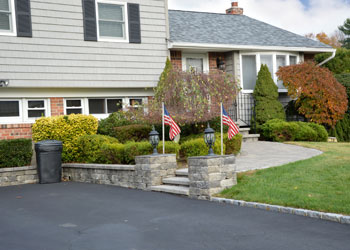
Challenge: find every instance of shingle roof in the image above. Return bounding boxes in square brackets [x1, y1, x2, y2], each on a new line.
[169, 10, 331, 49]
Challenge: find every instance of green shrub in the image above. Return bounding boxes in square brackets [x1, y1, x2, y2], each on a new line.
[180, 137, 223, 158]
[76, 135, 119, 163]
[0, 139, 33, 168]
[157, 141, 181, 158]
[315, 48, 350, 74]
[335, 73, 350, 113]
[253, 65, 286, 127]
[224, 133, 243, 155]
[32, 114, 98, 163]
[98, 111, 139, 136]
[261, 119, 328, 142]
[114, 124, 152, 143]
[334, 114, 350, 142]
[100, 143, 125, 164]
[123, 141, 153, 164]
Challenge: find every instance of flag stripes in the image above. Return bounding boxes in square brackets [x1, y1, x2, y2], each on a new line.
[222, 105, 239, 140]
[164, 106, 181, 140]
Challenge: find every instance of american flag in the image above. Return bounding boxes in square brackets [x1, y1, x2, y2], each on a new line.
[164, 106, 181, 140]
[222, 105, 239, 140]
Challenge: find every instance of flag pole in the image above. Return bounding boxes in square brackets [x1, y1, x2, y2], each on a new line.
[221, 102, 223, 156]
[162, 102, 165, 154]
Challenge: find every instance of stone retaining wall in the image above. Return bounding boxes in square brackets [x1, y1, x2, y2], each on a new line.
[0, 166, 38, 187]
[188, 155, 237, 200]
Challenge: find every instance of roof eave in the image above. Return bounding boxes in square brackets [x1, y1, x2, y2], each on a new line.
[168, 42, 335, 53]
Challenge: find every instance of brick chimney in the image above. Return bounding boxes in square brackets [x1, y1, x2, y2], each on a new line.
[226, 1, 243, 15]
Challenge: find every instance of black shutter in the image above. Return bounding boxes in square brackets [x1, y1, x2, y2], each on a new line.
[128, 3, 141, 44]
[15, 0, 32, 37]
[82, 0, 97, 41]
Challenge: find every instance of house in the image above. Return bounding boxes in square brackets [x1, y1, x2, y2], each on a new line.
[0, 1, 335, 140]
[168, 2, 335, 126]
[0, 0, 169, 140]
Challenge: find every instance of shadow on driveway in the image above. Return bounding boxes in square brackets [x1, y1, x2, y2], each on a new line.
[0, 182, 349, 250]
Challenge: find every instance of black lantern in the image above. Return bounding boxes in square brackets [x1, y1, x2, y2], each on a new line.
[216, 57, 225, 71]
[149, 126, 160, 155]
[204, 123, 216, 156]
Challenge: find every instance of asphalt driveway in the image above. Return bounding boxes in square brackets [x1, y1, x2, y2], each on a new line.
[0, 183, 349, 250]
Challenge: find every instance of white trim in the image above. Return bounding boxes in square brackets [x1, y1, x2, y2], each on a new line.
[64, 98, 84, 115]
[169, 42, 336, 53]
[182, 53, 209, 73]
[24, 99, 49, 122]
[0, 0, 17, 36]
[96, 0, 129, 43]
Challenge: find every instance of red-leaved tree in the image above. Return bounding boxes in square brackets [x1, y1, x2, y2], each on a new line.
[276, 62, 348, 127]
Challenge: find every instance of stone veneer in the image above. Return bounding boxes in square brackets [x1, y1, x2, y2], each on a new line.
[188, 155, 237, 200]
[0, 166, 38, 187]
[62, 154, 177, 190]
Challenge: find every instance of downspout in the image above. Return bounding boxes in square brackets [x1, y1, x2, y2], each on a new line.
[318, 49, 336, 66]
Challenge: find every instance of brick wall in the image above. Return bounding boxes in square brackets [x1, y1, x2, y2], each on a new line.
[170, 50, 182, 71]
[0, 124, 32, 140]
[50, 97, 64, 116]
[209, 52, 226, 71]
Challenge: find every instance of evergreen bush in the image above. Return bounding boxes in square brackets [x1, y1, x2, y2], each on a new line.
[98, 111, 139, 137]
[114, 124, 152, 143]
[253, 65, 285, 127]
[0, 139, 33, 168]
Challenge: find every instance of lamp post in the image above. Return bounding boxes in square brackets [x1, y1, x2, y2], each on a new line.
[204, 123, 216, 156]
[149, 126, 160, 155]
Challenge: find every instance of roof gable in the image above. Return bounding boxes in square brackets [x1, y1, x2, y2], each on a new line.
[169, 10, 331, 49]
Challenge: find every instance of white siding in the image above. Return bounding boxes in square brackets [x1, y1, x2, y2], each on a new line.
[0, 0, 168, 88]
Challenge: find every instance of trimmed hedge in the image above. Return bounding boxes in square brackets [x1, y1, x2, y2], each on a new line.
[180, 137, 223, 158]
[0, 139, 33, 168]
[32, 114, 98, 163]
[114, 124, 152, 143]
[100, 143, 125, 164]
[98, 111, 139, 137]
[76, 135, 119, 163]
[261, 119, 328, 142]
[224, 133, 243, 155]
[157, 141, 181, 158]
[123, 141, 153, 164]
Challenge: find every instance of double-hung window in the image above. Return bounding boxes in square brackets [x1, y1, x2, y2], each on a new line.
[0, 0, 16, 35]
[88, 98, 123, 117]
[96, 0, 128, 41]
[27, 100, 47, 119]
[65, 99, 83, 115]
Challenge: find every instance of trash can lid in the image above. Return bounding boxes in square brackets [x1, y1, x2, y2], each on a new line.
[35, 140, 63, 152]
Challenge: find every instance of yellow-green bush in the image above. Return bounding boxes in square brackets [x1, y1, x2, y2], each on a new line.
[180, 138, 224, 158]
[157, 141, 181, 158]
[32, 114, 98, 162]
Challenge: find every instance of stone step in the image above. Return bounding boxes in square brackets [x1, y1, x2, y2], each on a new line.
[239, 127, 250, 136]
[175, 168, 188, 177]
[163, 177, 189, 186]
[243, 134, 260, 142]
[150, 185, 189, 196]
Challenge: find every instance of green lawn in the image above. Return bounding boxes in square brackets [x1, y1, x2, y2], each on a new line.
[219, 142, 350, 215]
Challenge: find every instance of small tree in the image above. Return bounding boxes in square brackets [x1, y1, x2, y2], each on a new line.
[145, 58, 240, 124]
[276, 62, 348, 127]
[339, 18, 350, 49]
[253, 64, 285, 127]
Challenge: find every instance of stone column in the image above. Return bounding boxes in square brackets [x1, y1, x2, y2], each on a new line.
[188, 155, 237, 200]
[134, 154, 177, 190]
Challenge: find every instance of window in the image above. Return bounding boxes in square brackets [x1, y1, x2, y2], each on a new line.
[0, 0, 15, 35]
[0, 100, 20, 117]
[88, 98, 122, 115]
[241, 53, 299, 92]
[186, 58, 203, 73]
[129, 98, 142, 107]
[96, 0, 127, 41]
[242, 55, 257, 91]
[27, 100, 46, 118]
[65, 99, 83, 115]
[182, 53, 209, 73]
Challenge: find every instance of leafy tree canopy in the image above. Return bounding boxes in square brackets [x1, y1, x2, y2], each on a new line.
[339, 18, 350, 49]
[315, 48, 350, 74]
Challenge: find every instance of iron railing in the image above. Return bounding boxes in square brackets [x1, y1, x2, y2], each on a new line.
[229, 93, 256, 132]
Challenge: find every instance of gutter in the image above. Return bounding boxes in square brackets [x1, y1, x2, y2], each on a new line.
[317, 49, 336, 66]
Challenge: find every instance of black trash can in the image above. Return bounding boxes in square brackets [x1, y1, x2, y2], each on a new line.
[35, 140, 63, 184]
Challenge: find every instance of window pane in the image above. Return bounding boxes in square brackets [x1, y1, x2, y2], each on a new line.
[0, 0, 9, 11]
[0, 13, 10, 30]
[290, 56, 297, 65]
[28, 110, 45, 118]
[260, 55, 273, 78]
[99, 21, 124, 38]
[89, 99, 105, 114]
[129, 99, 143, 106]
[98, 3, 123, 21]
[28, 101, 44, 108]
[66, 100, 81, 107]
[186, 58, 203, 73]
[277, 56, 287, 89]
[242, 55, 257, 90]
[107, 99, 122, 113]
[66, 109, 82, 115]
[0, 101, 19, 117]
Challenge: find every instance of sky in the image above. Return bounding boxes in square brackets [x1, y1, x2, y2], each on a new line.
[168, 0, 350, 36]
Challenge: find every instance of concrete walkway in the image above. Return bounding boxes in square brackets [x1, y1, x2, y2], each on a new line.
[236, 141, 323, 172]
